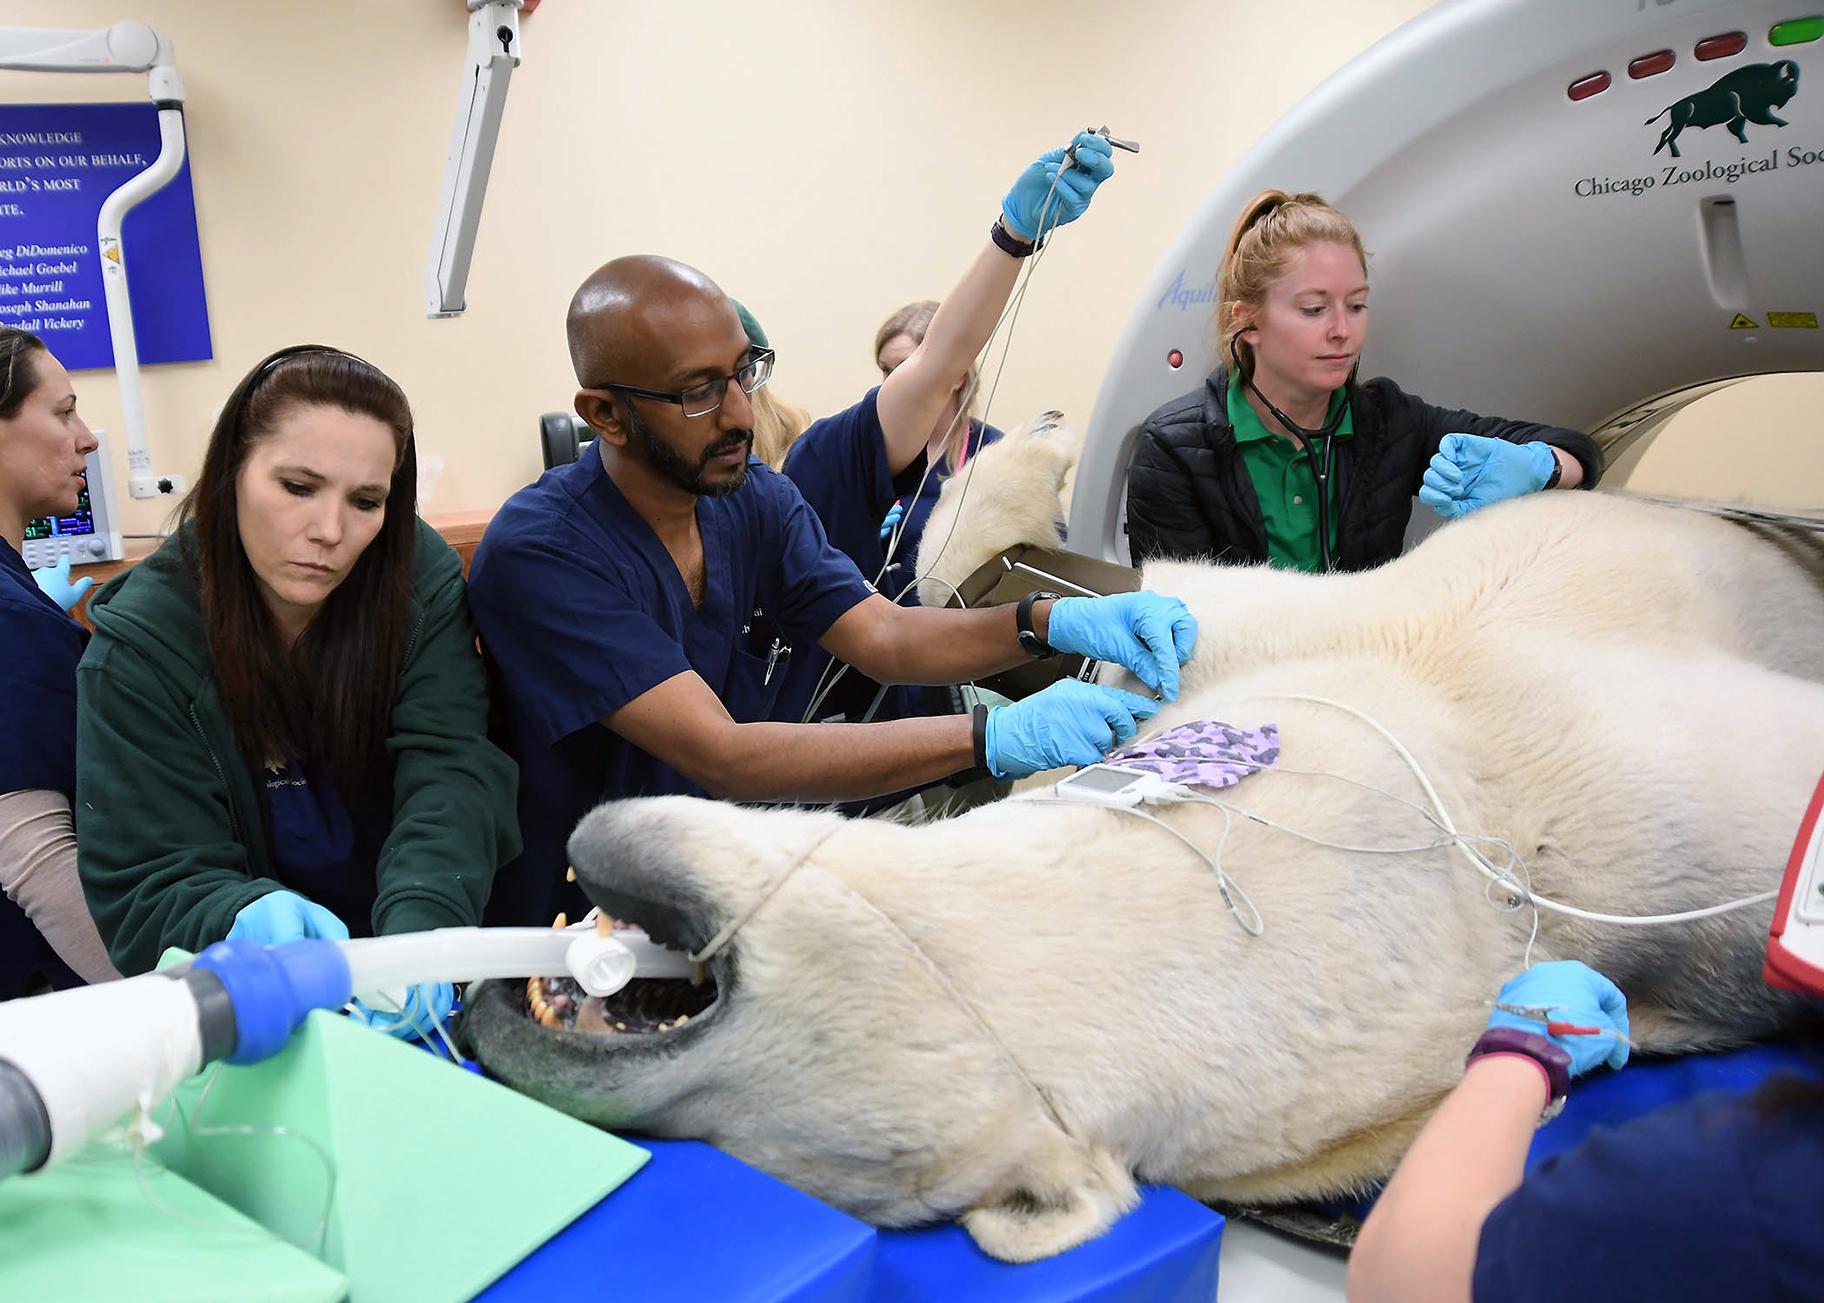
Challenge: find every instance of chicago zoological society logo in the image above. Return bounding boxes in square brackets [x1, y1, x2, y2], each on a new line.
[1575, 60, 1818, 198]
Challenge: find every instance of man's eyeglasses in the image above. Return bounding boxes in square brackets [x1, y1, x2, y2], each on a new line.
[592, 348, 775, 419]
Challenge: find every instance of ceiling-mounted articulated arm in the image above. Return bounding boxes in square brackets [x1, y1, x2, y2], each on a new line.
[425, 0, 523, 318]
[0, 20, 189, 499]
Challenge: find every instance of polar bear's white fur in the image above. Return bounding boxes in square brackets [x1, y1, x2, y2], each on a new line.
[466, 426, 1824, 1263]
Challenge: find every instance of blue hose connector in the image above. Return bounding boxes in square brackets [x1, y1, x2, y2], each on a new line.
[194, 939, 355, 1065]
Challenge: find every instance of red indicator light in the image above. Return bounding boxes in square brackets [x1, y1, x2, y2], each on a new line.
[1568, 71, 1611, 101]
[1629, 49, 1676, 78]
[1167, 349, 1184, 369]
[1695, 31, 1747, 60]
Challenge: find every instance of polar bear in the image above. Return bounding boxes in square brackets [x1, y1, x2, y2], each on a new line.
[463, 421, 1824, 1263]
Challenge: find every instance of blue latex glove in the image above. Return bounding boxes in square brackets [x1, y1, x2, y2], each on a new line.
[31, 555, 93, 612]
[1487, 960, 1631, 1076]
[1000, 131, 1115, 242]
[879, 500, 904, 543]
[984, 680, 1160, 779]
[226, 889, 351, 946]
[1044, 592, 1199, 702]
[352, 982, 458, 1042]
[1419, 434, 1558, 520]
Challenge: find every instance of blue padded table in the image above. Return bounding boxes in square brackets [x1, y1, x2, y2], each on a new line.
[872, 1188, 1222, 1302]
[479, 1138, 1224, 1302]
[1310, 1035, 1824, 1227]
[1525, 1036, 1824, 1168]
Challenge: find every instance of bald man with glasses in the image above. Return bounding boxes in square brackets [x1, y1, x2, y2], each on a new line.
[468, 255, 1196, 924]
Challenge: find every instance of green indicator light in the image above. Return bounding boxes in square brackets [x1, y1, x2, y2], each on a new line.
[1770, 15, 1823, 45]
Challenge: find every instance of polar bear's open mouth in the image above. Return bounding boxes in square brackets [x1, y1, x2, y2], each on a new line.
[524, 972, 718, 1037]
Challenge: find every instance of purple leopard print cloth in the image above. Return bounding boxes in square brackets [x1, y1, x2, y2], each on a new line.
[1102, 720, 1280, 790]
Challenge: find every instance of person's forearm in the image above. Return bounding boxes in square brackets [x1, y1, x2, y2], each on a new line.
[0, 789, 122, 983]
[1548, 445, 1585, 489]
[878, 241, 1021, 473]
[860, 599, 1055, 686]
[1348, 1056, 1545, 1303]
[697, 715, 975, 803]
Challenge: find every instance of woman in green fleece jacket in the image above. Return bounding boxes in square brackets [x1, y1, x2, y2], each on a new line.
[76, 345, 520, 1037]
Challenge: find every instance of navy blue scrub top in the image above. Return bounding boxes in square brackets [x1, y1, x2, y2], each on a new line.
[261, 759, 390, 936]
[467, 448, 874, 925]
[1473, 1081, 1824, 1301]
[779, 387, 1001, 726]
[0, 541, 89, 995]
[0, 542, 87, 798]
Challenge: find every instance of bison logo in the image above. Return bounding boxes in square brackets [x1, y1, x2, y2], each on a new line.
[1647, 60, 1800, 157]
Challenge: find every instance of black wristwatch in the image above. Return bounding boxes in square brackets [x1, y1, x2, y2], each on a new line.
[990, 217, 1043, 259]
[1541, 450, 1565, 491]
[1016, 590, 1062, 659]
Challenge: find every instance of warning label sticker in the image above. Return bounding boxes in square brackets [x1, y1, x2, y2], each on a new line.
[1767, 311, 1819, 329]
[1729, 313, 1760, 330]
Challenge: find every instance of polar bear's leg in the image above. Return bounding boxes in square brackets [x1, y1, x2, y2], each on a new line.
[960, 1138, 1138, 1262]
[1180, 1095, 1443, 1205]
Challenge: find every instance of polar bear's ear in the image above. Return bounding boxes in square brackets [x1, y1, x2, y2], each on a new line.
[961, 1144, 1137, 1263]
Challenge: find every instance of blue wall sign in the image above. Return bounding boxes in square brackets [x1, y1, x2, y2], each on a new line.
[0, 101, 210, 371]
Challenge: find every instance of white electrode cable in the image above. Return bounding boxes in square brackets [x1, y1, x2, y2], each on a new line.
[800, 162, 1076, 723]
[1251, 692, 1780, 927]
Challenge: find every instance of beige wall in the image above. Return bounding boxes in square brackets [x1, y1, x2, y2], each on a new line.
[8, 0, 1435, 535]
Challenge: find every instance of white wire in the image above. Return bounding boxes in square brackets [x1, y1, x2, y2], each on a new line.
[1026, 693, 1774, 957]
[1029, 794, 1264, 936]
[1246, 692, 1779, 926]
[800, 163, 1075, 723]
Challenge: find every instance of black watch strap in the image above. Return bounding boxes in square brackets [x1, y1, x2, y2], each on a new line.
[1017, 590, 1062, 659]
[990, 218, 1042, 258]
[1541, 448, 1565, 491]
[971, 703, 990, 773]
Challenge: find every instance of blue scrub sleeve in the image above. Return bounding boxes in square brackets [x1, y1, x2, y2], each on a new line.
[783, 388, 901, 524]
[771, 478, 878, 646]
[469, 531, 694, 747]
[1472, 1088, 1824, 1301]
[0, 555, 88, 796]
[0, 633, 83, 795]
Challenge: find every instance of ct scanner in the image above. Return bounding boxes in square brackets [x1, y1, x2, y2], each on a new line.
[1067, 2, 1824, 1295]
[1070, 0, 1824, 566]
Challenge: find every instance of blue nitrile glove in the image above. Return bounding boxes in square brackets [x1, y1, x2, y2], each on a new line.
[879, 500, 904, 543]
[31, 555, 93, 612]
[352, 982, 458, 1042]
[1419, 434, 1558, 520]
[226, 889, 351, 946]
[1000, 131, 1116, 242]
[1043, 592, 1199, 702]
[1487, 960, 1631, 1076]
[983, 680, 1160, 779]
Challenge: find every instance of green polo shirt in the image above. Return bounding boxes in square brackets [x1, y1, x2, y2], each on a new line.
[1228, 376, 1353, 573]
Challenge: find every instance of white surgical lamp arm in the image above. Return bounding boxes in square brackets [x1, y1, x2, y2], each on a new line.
[0, 21, 188, 500]
[425, 1, 522, 318]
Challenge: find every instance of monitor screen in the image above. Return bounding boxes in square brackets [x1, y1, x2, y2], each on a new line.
[24, 470, 97, 542]
[1068, 766, 1143, 793]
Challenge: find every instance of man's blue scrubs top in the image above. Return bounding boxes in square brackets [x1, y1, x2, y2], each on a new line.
[0, 542, 88, 995]
[468, 448, 874, 925]
[1472, 1082, 1824, 1300]
[779, 387, 1001, 727]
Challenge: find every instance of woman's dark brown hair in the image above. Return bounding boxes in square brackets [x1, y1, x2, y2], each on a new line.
[0, 327, 48, 419]
[177, 345, 418, 799]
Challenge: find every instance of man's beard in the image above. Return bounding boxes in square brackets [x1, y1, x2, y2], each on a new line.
[626, 402, 752, 498]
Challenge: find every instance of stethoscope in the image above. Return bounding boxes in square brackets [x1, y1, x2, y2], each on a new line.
[1229, 331, 1357, 574]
